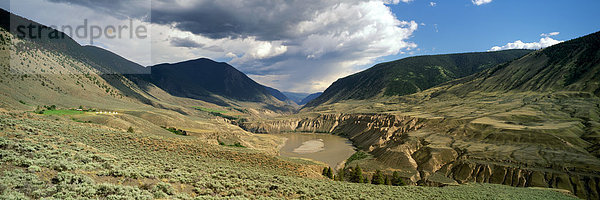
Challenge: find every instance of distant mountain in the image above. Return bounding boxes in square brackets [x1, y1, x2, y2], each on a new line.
[282, 92, 309, 104]
[304, 49, 533, 108]
[146, 58, 294, 111]
[265, 87, 290, 102]
[299, 92, 322, 105]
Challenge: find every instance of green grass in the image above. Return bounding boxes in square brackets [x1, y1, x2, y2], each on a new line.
[193, 106, 244, 121]
[346, 150, 371, 165]
[161, 126, 188, 136]
[41, 109, 84, 115]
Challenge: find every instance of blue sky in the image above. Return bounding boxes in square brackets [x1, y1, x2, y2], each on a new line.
[380, 0, 600, 62]
[3, 0, 600, 93]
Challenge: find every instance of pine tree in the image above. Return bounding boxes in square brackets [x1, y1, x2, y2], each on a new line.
[335, 169, 345, 181]
[326, 167, 334, 179]
[352, 165, 364, 183]
[322, 167, 328, 177]
[385, 175, 392, 185]
[392, 171, 406, 186]
[371, 170, 385, 185]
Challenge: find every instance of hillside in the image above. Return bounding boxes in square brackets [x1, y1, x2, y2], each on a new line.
[438, 31, 600, 95]
[304, 49, 532, 108]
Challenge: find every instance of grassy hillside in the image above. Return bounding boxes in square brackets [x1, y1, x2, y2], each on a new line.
[304, 49, 532, 108]
[439, 31, 600, 95]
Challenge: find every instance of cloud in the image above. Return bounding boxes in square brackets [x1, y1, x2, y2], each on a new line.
[170, 37, 204, 48]
[32, 0, 418, 93]
[384, 0, 414, 4]
[429, 2, 437, 7]
[541, 32, 560, 37]
[489, 34, 563, 51]
[471, 0, 492, 6]
[47, 0, 150, 20]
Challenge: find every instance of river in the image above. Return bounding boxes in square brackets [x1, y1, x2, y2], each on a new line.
[278, 133, 356, 170]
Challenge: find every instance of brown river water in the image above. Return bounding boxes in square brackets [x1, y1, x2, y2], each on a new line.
[278, 133, 356, 170]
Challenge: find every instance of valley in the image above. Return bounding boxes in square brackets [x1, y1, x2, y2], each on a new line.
[0, 6, 596, 200]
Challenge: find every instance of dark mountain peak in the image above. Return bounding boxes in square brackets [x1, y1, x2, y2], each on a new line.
[147, 57, 297, 111]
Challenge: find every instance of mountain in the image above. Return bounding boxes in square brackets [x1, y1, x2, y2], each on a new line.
[304, 49, 533, 108]
[439, 31, 600, 96]
[299, 92, 322, 105]
[145, 58, 294, 111]
[265, 86, 290, 102]
[282, 92, 310, 104]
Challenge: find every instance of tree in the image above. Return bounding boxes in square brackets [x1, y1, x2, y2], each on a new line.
[127, 126, 134, 133]
[385, 175, 392, 185]
[392, 171, 406, 186]
[351, 165, 364, 183]
[335, 169, 345, 181]
[326, 167, 334, 179]
[322, 167, 328, 177]
[371, 170, 385, 185]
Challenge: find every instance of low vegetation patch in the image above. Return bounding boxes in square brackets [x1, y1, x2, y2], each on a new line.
[41, 109, 84, 115]
[161, 126, 188, 136]
[219, 141, 246, 148]
[346, 150, 370, 164]
[193, 106, 247, 122]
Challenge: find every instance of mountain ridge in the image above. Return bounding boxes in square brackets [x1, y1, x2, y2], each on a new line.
[303, 49, 533, 108]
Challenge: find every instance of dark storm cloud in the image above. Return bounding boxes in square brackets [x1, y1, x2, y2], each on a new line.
[149, 0, 334, 40]
[47, 0, 150, 20]
[169, 37, 204, 48]
[46, 0, 350, 41]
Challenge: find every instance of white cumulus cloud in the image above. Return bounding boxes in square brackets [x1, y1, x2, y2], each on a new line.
[472, 0, 492, 6]
[430, 2, 437, 7]
[489, 34, 563, 51]
[540, 32, 560, 37]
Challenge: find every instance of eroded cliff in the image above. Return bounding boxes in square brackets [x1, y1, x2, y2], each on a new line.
[241, 96, 600, 199]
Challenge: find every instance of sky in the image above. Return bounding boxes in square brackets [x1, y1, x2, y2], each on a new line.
[2, 0, 600, 93]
